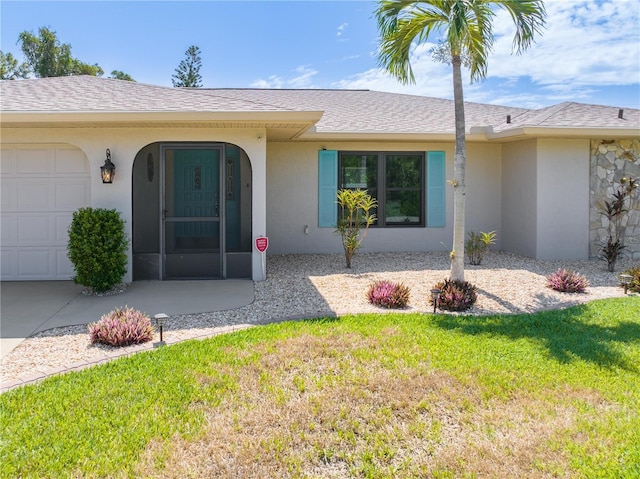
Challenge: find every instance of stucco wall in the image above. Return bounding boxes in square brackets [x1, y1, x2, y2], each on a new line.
[590, 139, 640, 261]
[265, 141, 503, 255]
[536, 139, 590, 260]
[501, 140, 537, 257]
[2, 127, 268, 281]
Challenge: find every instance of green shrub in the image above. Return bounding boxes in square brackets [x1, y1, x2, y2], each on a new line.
[431, 279, 478, 312]
[367, 280, 410, 308]
[67, 207, 128, 293]
[465, 230, 496, 265]
[88, 306, 154, 347]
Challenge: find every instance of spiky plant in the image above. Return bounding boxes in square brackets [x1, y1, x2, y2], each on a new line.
[546, 269, 588, 293]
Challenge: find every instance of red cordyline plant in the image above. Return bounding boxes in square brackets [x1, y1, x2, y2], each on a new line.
[546, 268, 589, 293]
[88, 306, 154, 347]
[431, 279, 478, 312]
[367, 280, 411, 309]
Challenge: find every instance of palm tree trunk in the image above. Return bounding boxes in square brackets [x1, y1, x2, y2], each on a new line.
[450, 55, 466, 282]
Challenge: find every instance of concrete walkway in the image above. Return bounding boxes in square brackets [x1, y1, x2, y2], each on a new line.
[0, 280, 254, 359]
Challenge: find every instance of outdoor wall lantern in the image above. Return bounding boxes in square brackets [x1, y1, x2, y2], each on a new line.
[100, 149, 116, 183]
[154, 313, 169, 347]
[430, 288, 441, 314]
[619, 274, 633, 295]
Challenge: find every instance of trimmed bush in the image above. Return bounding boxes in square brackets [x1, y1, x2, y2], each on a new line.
[431, 279, 478, 312]
[367, 280, 410, 309]
[67, 207, 128, 293]
[621, 266, 640, 293]
[546, 268, 588, 293]
[88, 306, 154, 347]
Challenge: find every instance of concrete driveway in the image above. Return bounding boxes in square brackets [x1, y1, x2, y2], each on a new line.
[0, 280, 254, 358]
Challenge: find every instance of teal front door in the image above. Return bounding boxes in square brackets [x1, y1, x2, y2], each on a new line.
[162, 147, 222, 279]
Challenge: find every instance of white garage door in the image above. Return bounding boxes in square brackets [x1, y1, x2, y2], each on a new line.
[1, 145, 91, 280]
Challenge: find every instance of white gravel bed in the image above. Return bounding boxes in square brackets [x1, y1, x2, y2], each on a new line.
[1, 251, 636, 384]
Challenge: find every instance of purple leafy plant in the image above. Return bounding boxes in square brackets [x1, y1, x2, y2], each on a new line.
[88, 306, 155, 347]
[431, 279, 478, 312]
[367, 280, 411, 309]
[546, 268, 588, 293]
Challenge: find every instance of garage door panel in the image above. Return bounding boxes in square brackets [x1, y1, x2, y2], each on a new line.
[1, 215, 17, 242]
[18, 249, 52, 277]
[55, 149, 89, 175]
[18, 215, 51, 243]
[55, 249, 74, 279]
[17, 181, 53, 210]
[1, 179, 16, 209]
[16, 149, 53, 175]
[55, 181, 90, 210]
[55, 214, 73, 242]
[1, 250, 15, 277]
[0, 149, 16, 174]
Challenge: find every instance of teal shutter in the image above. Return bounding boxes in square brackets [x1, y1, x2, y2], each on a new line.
[318, 150, 338, 227]
[427, 151, 446, 227]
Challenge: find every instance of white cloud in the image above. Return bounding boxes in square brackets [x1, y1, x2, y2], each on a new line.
[337, 23, 348, 37]
[335, 42, 455, 97]
[250, 66, 319, 89]
[487, 0, 640, 86]
[333, 0, 640, 107]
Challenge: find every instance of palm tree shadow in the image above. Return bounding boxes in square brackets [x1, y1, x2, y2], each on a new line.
[432, 303, 640, 372]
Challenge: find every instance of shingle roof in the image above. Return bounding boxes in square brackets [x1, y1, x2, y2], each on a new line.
[493, 102, 640, 131]
[199, 88, 528, 135]
[0, 75, 293, 112]
[2, 76, 638, 136]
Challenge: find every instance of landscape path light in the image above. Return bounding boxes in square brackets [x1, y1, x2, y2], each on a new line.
[619, 274, 633, 295]
[430, 288, 441, 314]
[154, 313, 168, 347]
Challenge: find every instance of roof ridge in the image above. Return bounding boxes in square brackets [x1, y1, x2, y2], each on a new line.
[196, 89, 300, 112]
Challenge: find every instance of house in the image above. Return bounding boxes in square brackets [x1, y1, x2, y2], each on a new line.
[1, 76, 638, 282]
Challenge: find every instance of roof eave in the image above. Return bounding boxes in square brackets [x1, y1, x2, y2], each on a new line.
[0, 110, 325, 126]
[488, 126, 640, 141]
[296, 131, 475, 142]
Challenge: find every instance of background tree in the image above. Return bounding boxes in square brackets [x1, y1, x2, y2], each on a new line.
[18, 27, 104, 77]
[172, 45, 203, 87]
[376, 0, 545, 281]
[0, 51, 30, 79]
[109, 70, 135, 81]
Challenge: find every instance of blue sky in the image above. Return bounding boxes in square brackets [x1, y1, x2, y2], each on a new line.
[2, 0, 639, 109]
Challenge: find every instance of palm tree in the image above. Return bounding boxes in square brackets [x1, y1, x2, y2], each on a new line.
[376, 0, 546, 281]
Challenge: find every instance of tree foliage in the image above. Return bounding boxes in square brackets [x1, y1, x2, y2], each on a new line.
[109, 70, 135, 81]
[0, 51, 30, 80]
[375, 0, 546, 280]
[172, 45, 203, 88]
[18, 27, 104, 77]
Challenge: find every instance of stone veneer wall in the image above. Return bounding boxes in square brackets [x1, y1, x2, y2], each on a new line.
[590, 139, 640, 261]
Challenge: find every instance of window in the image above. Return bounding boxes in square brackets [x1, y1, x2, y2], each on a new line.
[339, 152, 424, 227]
[318, 150, 445, 228]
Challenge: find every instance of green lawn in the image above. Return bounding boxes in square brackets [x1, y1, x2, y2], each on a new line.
[1, 297, 639, 478]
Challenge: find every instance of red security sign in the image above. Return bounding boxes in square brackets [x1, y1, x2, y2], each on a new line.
[255, 236, 269, 253]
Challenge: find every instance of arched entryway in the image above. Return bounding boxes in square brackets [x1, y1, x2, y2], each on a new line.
[132, 142, 252, 280]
